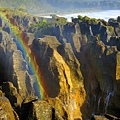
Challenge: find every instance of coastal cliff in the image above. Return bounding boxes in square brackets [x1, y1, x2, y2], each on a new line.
[0, 9, 120, 120]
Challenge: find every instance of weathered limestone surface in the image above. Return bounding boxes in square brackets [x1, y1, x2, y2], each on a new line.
[1, 12, 120, 120]
[28, 100, 52, 120]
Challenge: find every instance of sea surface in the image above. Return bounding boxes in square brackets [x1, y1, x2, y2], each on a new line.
[58, 10, 120, 22]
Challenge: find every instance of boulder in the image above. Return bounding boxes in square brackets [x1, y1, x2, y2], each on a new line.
[28, 100, 52, 120]
[0, 96, 19, 120]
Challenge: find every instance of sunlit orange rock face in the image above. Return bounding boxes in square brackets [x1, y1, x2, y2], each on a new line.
[31, 36, 86, 119]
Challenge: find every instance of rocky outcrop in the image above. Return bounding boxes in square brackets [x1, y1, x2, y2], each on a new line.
[31, 36, 73, 97]
[31, 36, 86, 119]
[1, 11, 120, 120]
[0, 20, 38, 100]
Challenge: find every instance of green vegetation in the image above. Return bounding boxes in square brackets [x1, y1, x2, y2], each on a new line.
[82, 16, 90, 22]
[1, 0, 120, 14]
[90, 18, 98, 24]
[45, 0, 120, 11]
[78, 15, 90, 21]
[53, 17, 67, 25]
[30, 19, 53, 35]
[117, 16, 120, 22]
[31, 16, 67, 28]
[107, 26, 114, 32]
[0, 0, 45, 14]
[37, 20, 48, 28]
[78, 15, 98, 24]
[78, 15, 83, 20]
[30, 17, 67, 38]
[0, 7, 28, 17]
[96, 34, 101, 40]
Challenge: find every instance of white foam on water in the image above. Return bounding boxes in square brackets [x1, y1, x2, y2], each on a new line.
[58, 10, 120, 22]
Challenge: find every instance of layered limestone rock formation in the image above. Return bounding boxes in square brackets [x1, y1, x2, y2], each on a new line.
[31, 35, 85, 119]
[0, 11, 120, 120]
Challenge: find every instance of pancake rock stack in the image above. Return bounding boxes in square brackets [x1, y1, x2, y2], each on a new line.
[0, 10, 120, 120]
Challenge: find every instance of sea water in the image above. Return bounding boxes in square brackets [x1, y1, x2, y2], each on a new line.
[58, 10, 120, 22]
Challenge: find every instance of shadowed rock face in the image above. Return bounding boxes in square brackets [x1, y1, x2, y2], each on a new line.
[0, 13, 120, 120]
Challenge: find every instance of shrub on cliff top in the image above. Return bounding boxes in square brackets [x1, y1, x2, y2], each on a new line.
[90, 18, 98, 24]
[78, 15, 90, 22]
[107, 26, 114, 32]
[78, 15, 83, 20]
[83, 16, 90, 22]
[0, 7, 28, 17]
[39, 20, 47, 28]
[117, 16, 120, 22]
[53, 17, 67, 25]
[78, 15, 98, 24]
